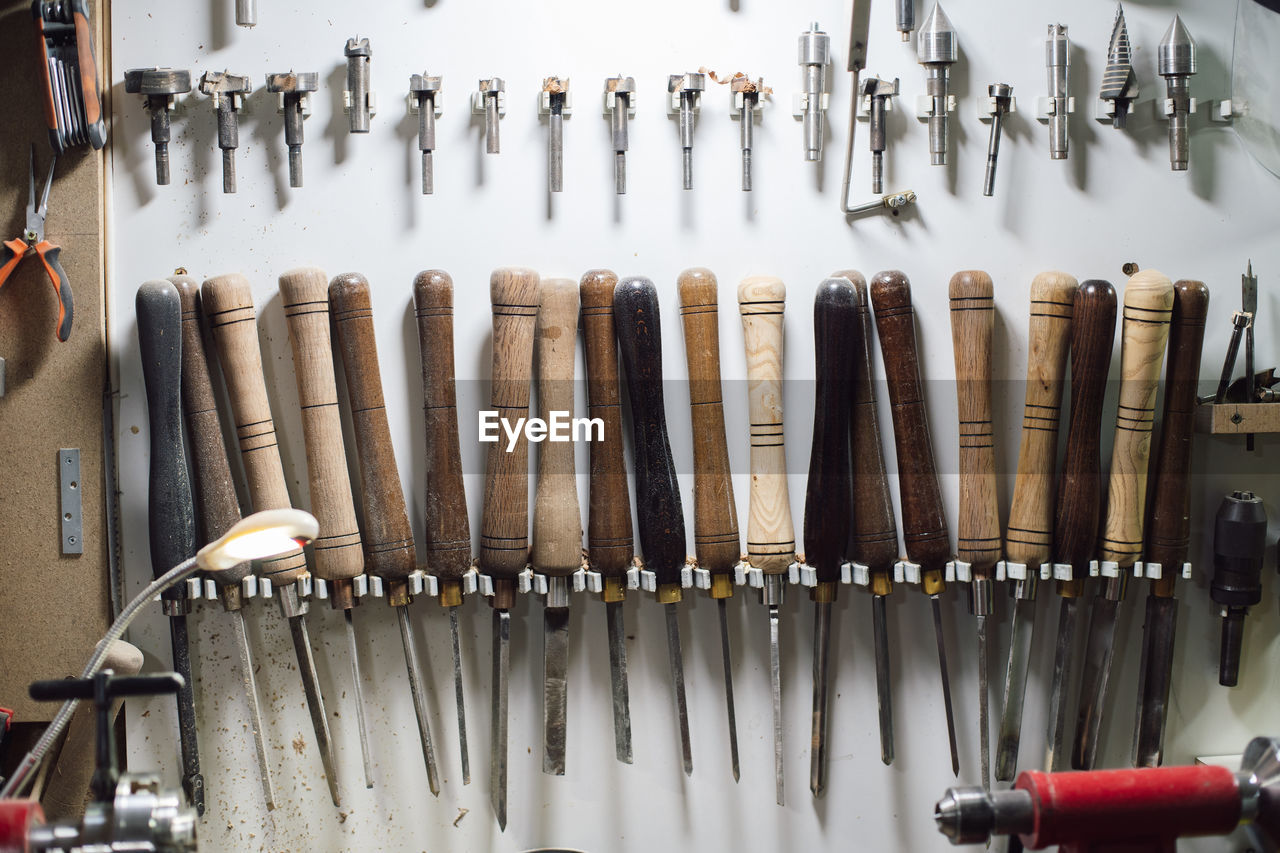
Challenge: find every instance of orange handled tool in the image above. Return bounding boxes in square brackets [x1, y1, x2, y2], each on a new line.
[0, 147, 71, 342]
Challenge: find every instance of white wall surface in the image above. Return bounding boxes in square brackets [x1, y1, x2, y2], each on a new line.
[109, 0, 1280, 850]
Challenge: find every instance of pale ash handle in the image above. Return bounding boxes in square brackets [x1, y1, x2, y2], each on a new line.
[738, 275, 794, 575]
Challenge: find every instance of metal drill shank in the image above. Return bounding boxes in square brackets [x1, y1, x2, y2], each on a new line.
[665, 602, 693, 776]
[606, 601, 633, 763]
[397, 605, 441, 795]
[717, 598, 740, 781]
[448, 606, 471, 784]
[281, 589, 341, 806]
[344, 39, 372, 134]
[932, 594, 961, 776]
[547, 91, 565, 193]
[799, 23, 830, 161]
[543, 577, 571, 776]
[872, 594, 894, 765]
[739, 94, 756, 192]
[344, 609, 374, 788]
[972, 577, 994, 791]
[232, 609, 275, 810]
[994, 577, 1035, 780]
[491, 608, 511, 829]
[810, 600, 831, 794]
[1047, 25, 1070, 160]
[764, 573, 786, 804]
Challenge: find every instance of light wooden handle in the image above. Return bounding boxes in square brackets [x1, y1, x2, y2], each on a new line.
[949, 270, 1002, 576]
[279, 267, 363, 590]
[1005, 271, 1077, 568]
[201, 273, 307, 585]
[531, 277, 583, 577]
[678, 268, 740, 577]
[738, 275, 794, 575]
[1099, 269, 1175, 567]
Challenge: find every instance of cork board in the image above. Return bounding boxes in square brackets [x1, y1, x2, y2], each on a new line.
[0, 0, 109, 723]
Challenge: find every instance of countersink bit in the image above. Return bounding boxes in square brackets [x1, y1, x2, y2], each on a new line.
[1101, 4, 1138, 128]
[864, 77, 898, 193]
[409, 74, 442, 194]
[1047, 25, 1070, 160]
[732, 77, 765, 191]
[604, 77, 636, 194]
[668, 72, 705, 189]
[344, 37, 373, 133]
[541, 77, 570, 193]
[477, 78, 505, 153]
[897, 0, 914, 41]
[1211, 492, 1267, 687]
[982, 84, 1013, 197]
[917, 2, 957, 166]
[1158, 15, 1197, 171]
[266, 72, 318, 188]
[124, 67, 191, 186]
[798, 23, 831, 161]
[198, 71, 252, 194]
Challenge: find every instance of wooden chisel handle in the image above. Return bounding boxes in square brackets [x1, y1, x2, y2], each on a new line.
[1005, 272, 1077, 569]
[678, 268, 739, 580]
[1054, 280, 1117, 575]
[201, 273, 307, 586]
[870, 270, 949, 588]
[1099, 270, 1175, 568]
[413, 271, 473, 594]
[842, 271, 899, 582]
[330, 273, 418, 595]
[614, 276, 687, 594]
[1145, 280, 1209, 594]
[172, 274, 251, 589]
[279, 267, 364, 605]
[531, 277, 583, 577]
[137, 279, 197, 594]
[803, 277, 857, 587]
[481, 267, 540, 607]
[738, 275, 795, 575]
[580, 269, 634, 584]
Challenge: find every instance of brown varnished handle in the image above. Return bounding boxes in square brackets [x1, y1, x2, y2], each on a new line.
[678, 268, 740, 579]
[531, 278, 583, 577]
[1145, 280, 1210, 591]
[329, 272, 418, 586]
[414, 271, 473, 589]
[580, 269, 634, 584]
[172, 274, 250, 589]
[201, 273, 308, 586]
[949, 270, 1002, 576]
[1005, 272, 1077, 569]
[1099, 269, 1175, 568]
[870, 270, 949, 590]
[738, 275, 795, 575]
[279, 267, 364, 595]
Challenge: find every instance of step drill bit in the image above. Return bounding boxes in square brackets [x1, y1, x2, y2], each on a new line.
[1100, 4, 1139, 128]
[864, 77, 898, 193]
[579, 270, 636, 764]
[798, 23, 830, 161]
[409, 75, 442, 194]
[540, 78, 570, 193]
[198, 71, 251, 193]
[343, 37, 373, 133]
[1133, 280, 1209, 769]
[477, 78, 506, 154]
[124, 67, 191, 185]
[870, 270, 960, 777]
[1158, 15, 1197, 171]
[739, 275, 798, 805]
[949, 271, 1004, 791]
[330, 272, 444, 794]
[1046, 25, 1070, 160]
[1072, 269, 1174, 771]
[732, 76, 765, 191]
[1211, 492, 1268, 687]
[804, 276, 858, 797]
[604, 77, 635, 194]
[982, 84, 1013, 197]
[897, 0, 914, 41]
[1044, 280, 1116, 773]
[615, 276, 695, 778]
[678, 268, 743, 782]
[993, 271, 1077, 783]
[917, 3, 957, 166]
[266, 72, 317, 188]
[414, 270, 474, 783]
[669, 72, 705, 189]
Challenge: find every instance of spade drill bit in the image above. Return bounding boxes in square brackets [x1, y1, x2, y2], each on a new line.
[917, 3, 957, 166]
[864, 77, 898, 193]
[668, 72, 705, 189]
[1211, 491, 1267, 687]
[344, 37, 373, 133]
[897, 0, 914, 41]
[1158, 15, 1197, 171]
[1046, 25, 1070, 160]
[409, 75, 442, 194]
[541, 78, 570, 193]
[1101, 4, 1139, 128]
[266, 72, 317, 188]
[478, 78, 506, 154]
[124, 67, 191, 185]
[798, 23, 831, 161]
[198, 71, 252, 193]
[983, 84, 1013, 197]
[605, 77, 635, 194]
[733, 77, 764, 191]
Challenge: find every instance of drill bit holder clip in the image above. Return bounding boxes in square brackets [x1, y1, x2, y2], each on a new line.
[637, 563, 694, 592]
[1097, 559, 1120, 578]
[1034, 95, 1075, 119]
[856, 85, 899, 119]
[471, 86, 507, 116]
[517, 566, 549, 595]
[667, 78, 703, 113]
[1132, 560, 1192, 580]
[342, 90, 377, 118]
[603, 83, 636, 116]
[978, 93, 1017, 119]
[538, 84, 572, 116]
[844, 560, 869, 586]
[407, 78, 443, 117]
[573, 566, 603, 594]
[732, 89, 765, 114]
[944, 559, 973, 583]
[895, 559, 922, 584]
[791, 91, 829, 118]
[914, 94, 956, 119]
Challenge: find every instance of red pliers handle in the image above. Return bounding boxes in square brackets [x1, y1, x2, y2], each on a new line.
[0, 237, 72, 342]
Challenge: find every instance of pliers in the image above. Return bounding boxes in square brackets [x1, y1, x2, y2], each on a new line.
[0, 145, 72, 342]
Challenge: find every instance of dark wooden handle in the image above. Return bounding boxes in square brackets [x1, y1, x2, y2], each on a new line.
[172, 274, 250, 586]
[870, 270, 950, 585]
[279, 267, 364, 586]
[137, 280, 197, 594]
[329, 272, 417, 582]
[949, 270, 1002, 576]
[615, 276, 686, 589]
[842, 271, 899, 578]
[480, 267, 540, 586]
[1005, 271, 1077, 569]
[531, 277, 583, 577]
[803, 277, 857, 585]
[201, 273, 308, 585]
[414, 270, 473, 582]
[1054, 280, 1117, 570]
[580, 269, 634, 580]
[1145, 280, 1210, 581]
[678, 267, 739, 575]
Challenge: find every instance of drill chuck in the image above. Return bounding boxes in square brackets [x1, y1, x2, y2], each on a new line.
[1211, 490, 1267, 686]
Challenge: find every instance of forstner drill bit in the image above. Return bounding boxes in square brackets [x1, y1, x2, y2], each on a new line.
[1100, 4, 1138, 128]
[1047, 24, 1070, 160]
[344, 37, 373, 133]
[668, 72, 705, 189]
[1158, 15, 1197, 171]
[542, 77, 569, 193]
[478, 78, 506, 153]
[733, 76, 765, 192]
[198, 71, 251, 194]
[982, 84, 1013, 197]
[266, 72, 317, 188]
[605, 76, 635, 194]
[798, 23, 830, 161]
[917, 3, 957, 166]
[864, 77, 898, 193]
[409, 74, 442, 194]
[124, 67, 191, 186]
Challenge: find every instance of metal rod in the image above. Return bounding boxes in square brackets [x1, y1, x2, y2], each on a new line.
[344, 609, 374, 788]
[285, 599, 340, 806]
[233, 610, 275, 810]
[873, 594, 894, 765]
[490, 608, 510, 830]
[995, 590, 1035, 781]
[810, 600, 831, 795]
[397, 606, 440, 795]
[1044, 595, 1079, 772]
[606, 601, 633, 764]
[168, 614, 204, 815]
[449, 606, 471, 784]
[543, 591, 570, 776]
[718, 598, 740, 782]
[932, 594, 961, 776]
[665, 603, 693, 776]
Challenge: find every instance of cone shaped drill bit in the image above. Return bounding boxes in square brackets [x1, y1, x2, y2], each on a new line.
[1158, 15, 1197, 170]
[917, 2, 957, 166]
[1100, 4, 1139, 128]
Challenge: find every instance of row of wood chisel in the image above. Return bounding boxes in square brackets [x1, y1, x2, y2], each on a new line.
[130, 263, 1208, 829]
